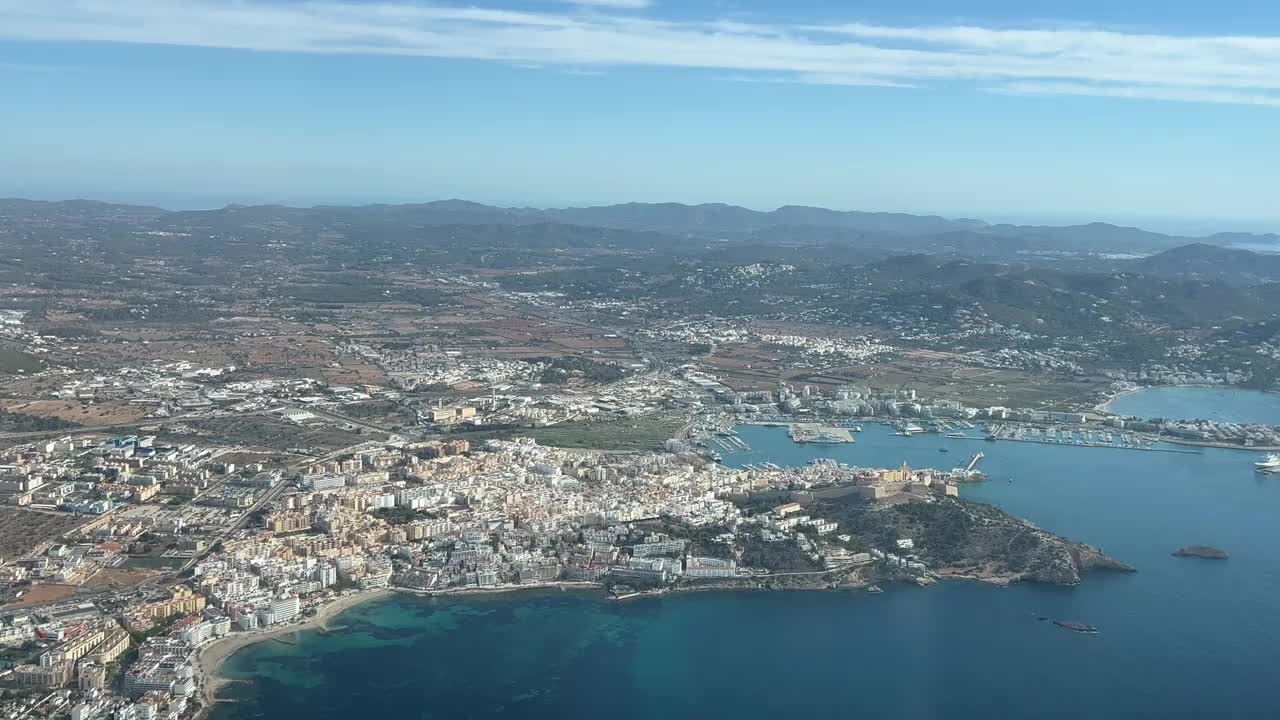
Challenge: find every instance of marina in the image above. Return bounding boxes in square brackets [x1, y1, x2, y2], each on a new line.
[724, 417, 1203, 455]
[715, 423, 1256, 482]
[982, 424, 1202, 454]
[705, 429, 752, 455]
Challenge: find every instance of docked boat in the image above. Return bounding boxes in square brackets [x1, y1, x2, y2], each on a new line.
[894, 422, 926, 437]
[945, 432, 969, 439]
[1255, 454, 1280, 472]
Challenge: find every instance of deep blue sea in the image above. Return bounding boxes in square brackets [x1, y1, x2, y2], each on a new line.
[1104, 385, 1280, 424]
[215, 418, 1280, 720]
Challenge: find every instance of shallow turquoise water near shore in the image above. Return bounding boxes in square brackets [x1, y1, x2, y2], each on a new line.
[1104, 385, 1280, 424]
[215, 423, 1280, 720]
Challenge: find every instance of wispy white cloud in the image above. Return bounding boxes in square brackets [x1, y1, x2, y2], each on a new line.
[557, 0, 653, 9]
[1, 1, 1278, 107]
[727, 73, 917, 89]
[993, 81, 1280, 108]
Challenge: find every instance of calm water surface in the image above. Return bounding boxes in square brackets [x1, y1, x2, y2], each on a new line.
[216, 423, 1280, 720]
[1105, 385, 1280, 424]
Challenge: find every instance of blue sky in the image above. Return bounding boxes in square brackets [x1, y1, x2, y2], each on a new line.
[2, 0, 1279, 232]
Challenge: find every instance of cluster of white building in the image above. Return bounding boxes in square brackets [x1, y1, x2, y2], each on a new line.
[348, 345, 545, 391]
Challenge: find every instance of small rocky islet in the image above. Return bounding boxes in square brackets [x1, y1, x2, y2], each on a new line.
[1172, 545, 1230, 559]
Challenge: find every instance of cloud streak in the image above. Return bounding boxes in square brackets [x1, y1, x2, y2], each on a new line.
[558, 0, 653, 8]
[1, 0, 1278, 106]
[993, 81, 1280, 108]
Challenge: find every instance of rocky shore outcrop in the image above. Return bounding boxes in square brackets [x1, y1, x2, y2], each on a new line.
[1024, 541, 1137, 585]
[808, 494, 1136, 587]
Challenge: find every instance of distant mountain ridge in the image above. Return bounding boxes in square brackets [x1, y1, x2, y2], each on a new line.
[0, 197, 168, 221]
[984, 222, 1188, 252]
[1131, 243, 1280, 282]
[2, 197, 1277, 253]
[539, 202, 986, 236]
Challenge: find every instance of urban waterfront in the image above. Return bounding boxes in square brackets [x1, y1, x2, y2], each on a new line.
[215, 419, 1280, 720]
[1104, 385, 1280, 425]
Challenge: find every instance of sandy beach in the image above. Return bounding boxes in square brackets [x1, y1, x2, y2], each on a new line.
[195, 588, 392, 706]
[194, 583, 599, 709]
[1094, 385, 1144, 413]
[398, 580, 601, 599]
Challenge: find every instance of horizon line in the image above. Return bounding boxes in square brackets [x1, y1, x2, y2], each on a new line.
[4, 194, 1279, 239]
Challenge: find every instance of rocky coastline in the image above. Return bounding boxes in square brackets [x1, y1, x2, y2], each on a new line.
[194, 496, 1134, 715]
[806, 494, 1135, 587]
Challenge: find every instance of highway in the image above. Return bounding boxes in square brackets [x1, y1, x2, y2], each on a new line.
[300, 407, 408, 437]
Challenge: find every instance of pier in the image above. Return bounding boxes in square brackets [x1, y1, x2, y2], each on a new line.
[966, 452, 984, 472]
[788, 423, 855, 444]
[710, 432, 750, 452]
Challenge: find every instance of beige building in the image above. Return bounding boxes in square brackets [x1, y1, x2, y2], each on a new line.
[268, 511, 312, 533]
[125, 587, 207, 631]
[46, 627, 106, 666]
[430, 406, 477, 424]
[13, 662, 71, 688]
[85, 625, 131, 665]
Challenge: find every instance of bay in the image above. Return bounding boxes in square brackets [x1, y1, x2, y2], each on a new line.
[215, 424, 1280, 720]
[1103, 385, 1280, 425]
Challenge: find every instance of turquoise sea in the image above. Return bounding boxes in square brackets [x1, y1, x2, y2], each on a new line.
[215, 421, 1280, 720]
[1105, 385, 1280, 424]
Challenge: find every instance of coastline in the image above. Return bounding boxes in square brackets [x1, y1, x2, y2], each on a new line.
[191, 563, 1125, 712]
[1095, 383, 1280, 415]
[195, 588, 392, 709]
[1094, 384, 1147, 413]
[394, 580, 602, 599]
[194, 583, 606, 710]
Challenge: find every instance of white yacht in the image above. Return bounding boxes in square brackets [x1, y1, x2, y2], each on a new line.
[1255, 454, 1280, 472]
